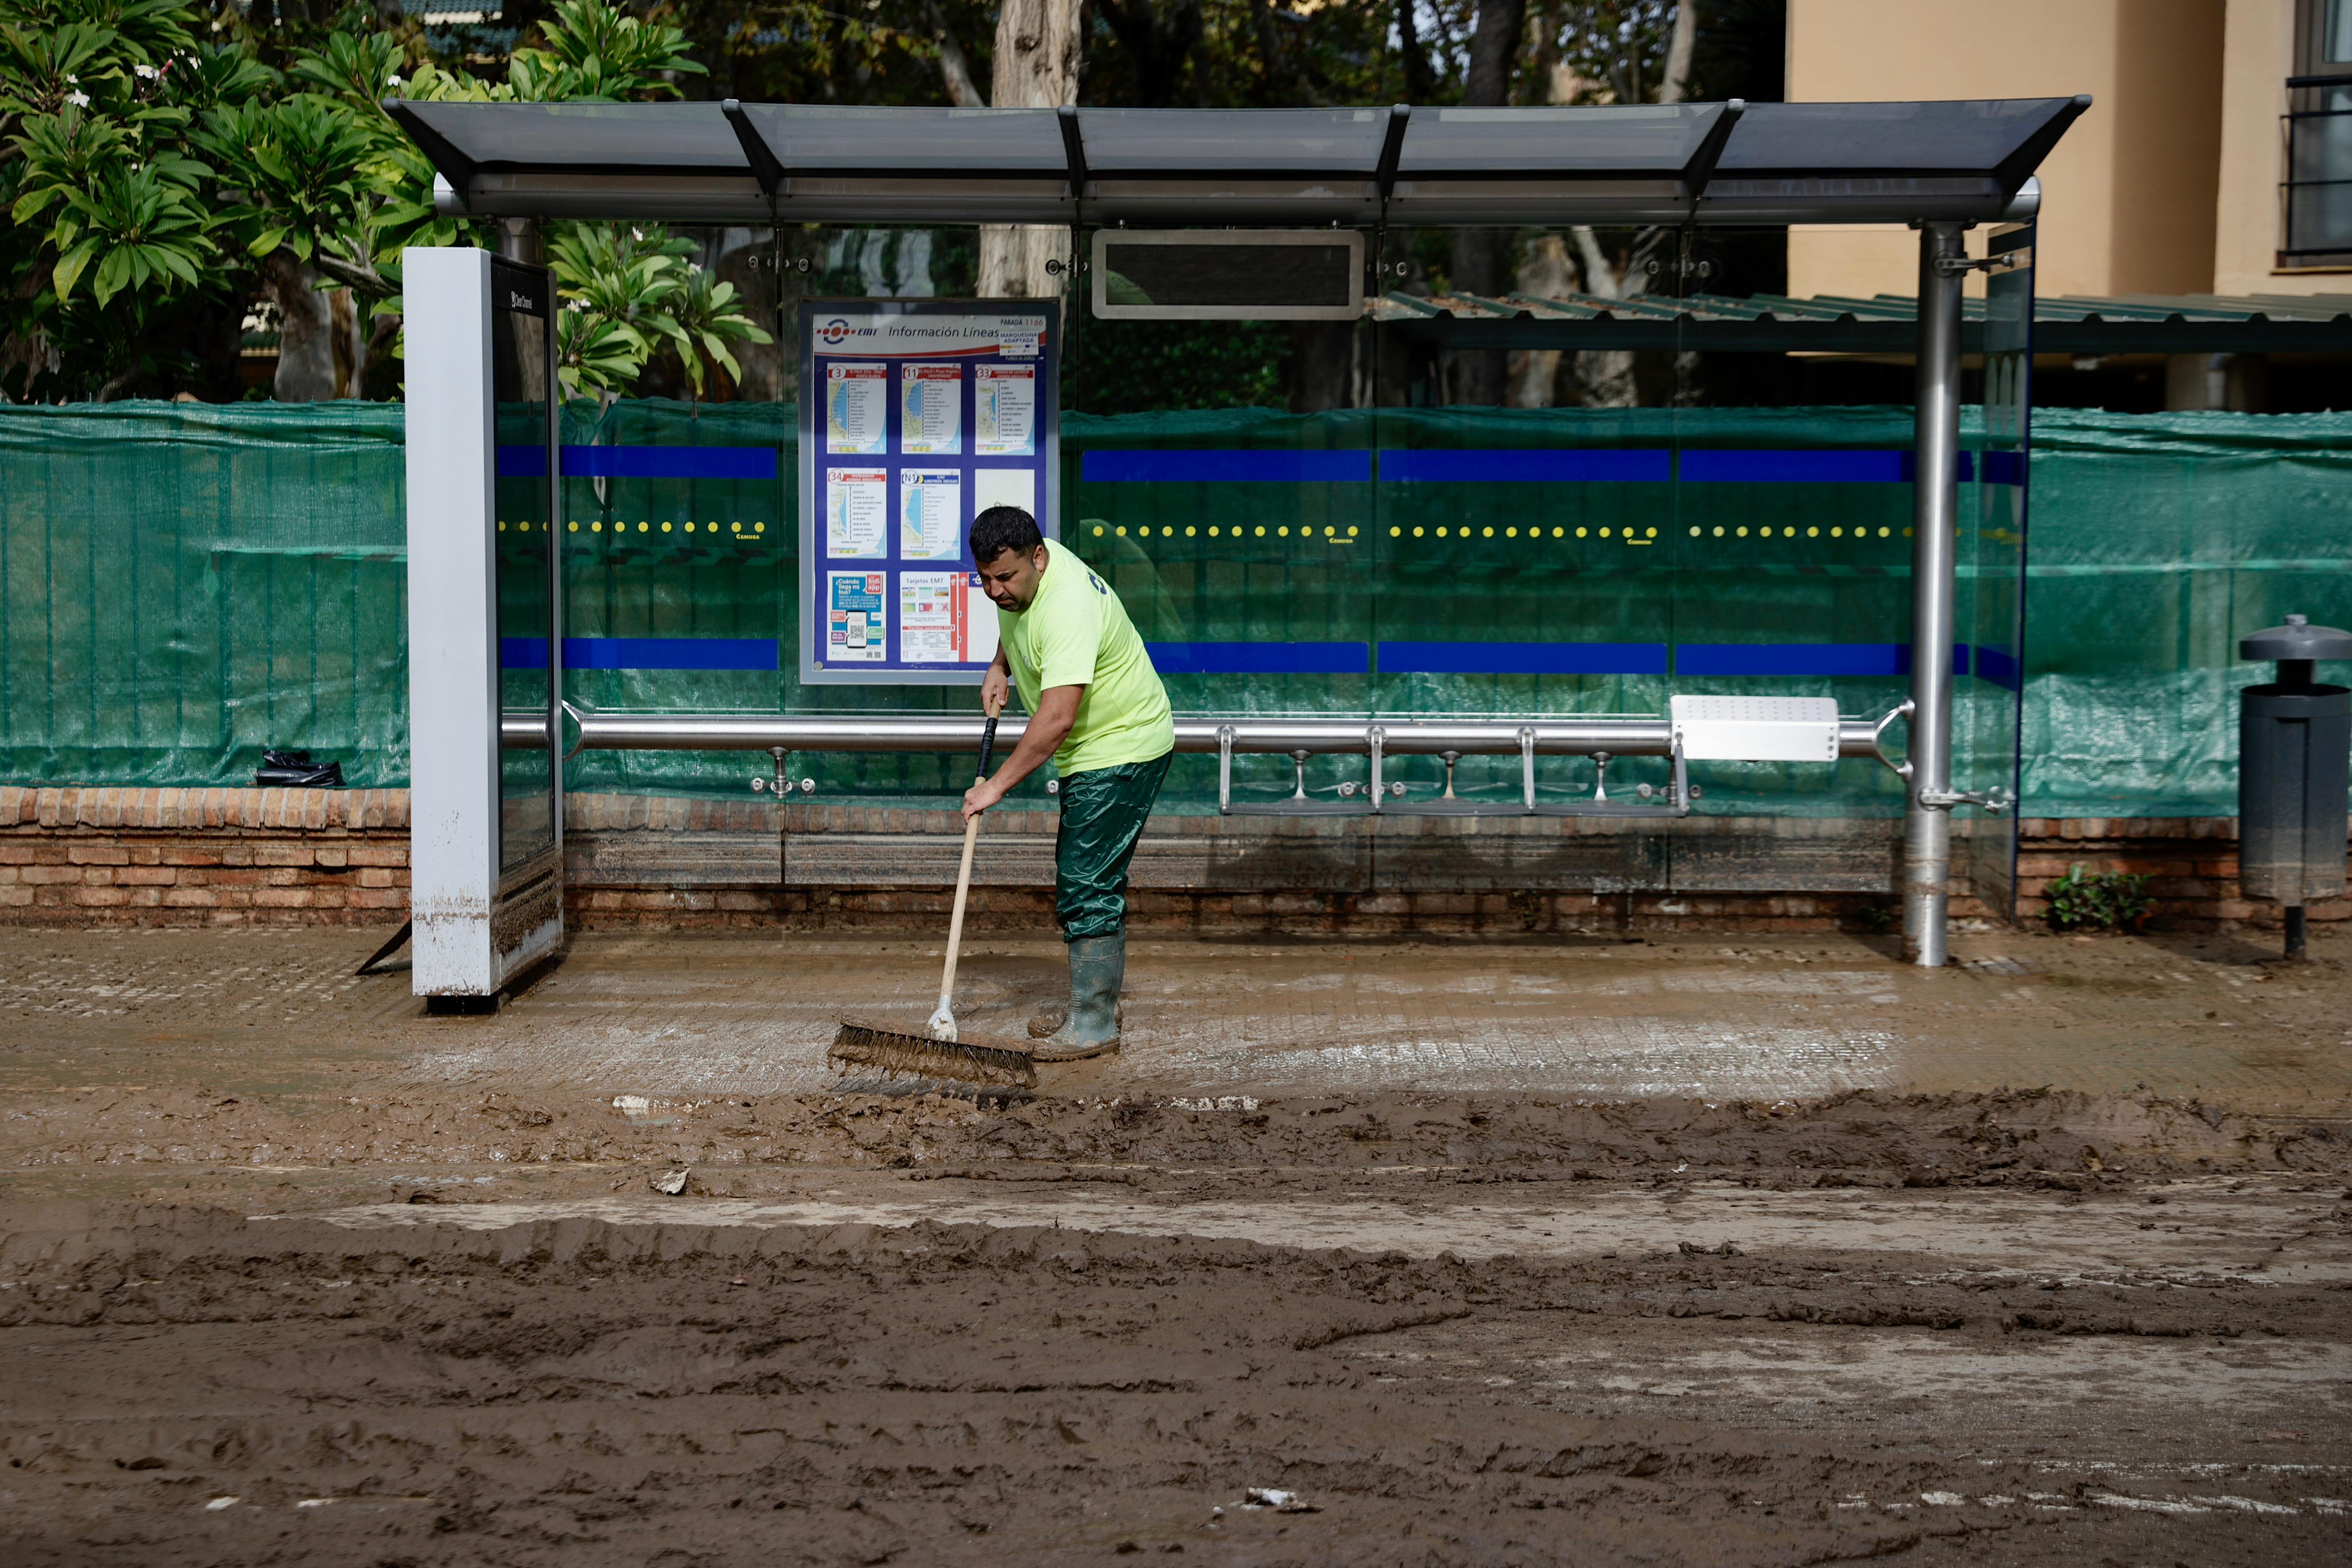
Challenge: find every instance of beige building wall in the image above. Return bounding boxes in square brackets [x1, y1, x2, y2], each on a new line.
[2213, 0, 2345, 294]
[1785, 0, 2226, 302]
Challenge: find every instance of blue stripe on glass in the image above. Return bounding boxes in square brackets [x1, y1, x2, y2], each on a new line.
[1678, 450, 1979, 483]
[497, 446, 779, 480]
[500, 637, 779, 671]
[1978, 450, 2025, 486]
[1147, 641, 1368, 674]
[1378, 449, 1671, 483]
[1378, 642, 1669, 676]
[1973, 643, 2022, 690]
[1674, 643, 1970, 677]
[1080, 449, 1372, 483]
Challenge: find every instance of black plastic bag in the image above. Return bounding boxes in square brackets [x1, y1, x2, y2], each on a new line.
[254, 749, 345, 789]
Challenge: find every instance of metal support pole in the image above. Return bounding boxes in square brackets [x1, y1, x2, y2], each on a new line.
[770, 746, 790, 909]
[1904, 221, 1966, 966]
[497, 217, 543, 266]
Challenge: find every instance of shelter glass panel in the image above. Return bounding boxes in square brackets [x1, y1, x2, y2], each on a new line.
[1954, 223, 2034, 918]
[492, 260, 558, 876]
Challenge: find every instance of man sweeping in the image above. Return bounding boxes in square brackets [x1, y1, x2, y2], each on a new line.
[961, 505, 1173, 1062]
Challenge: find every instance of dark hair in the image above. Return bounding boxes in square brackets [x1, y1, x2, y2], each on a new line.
[969, 506, 1043, 564]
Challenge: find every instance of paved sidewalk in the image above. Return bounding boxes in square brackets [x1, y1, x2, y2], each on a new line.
[0, 924, 2343, 1112]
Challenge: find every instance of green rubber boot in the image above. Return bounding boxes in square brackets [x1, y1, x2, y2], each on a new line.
[1030, 933, 1124, 1062]
[1025, 997, 1121, 1038]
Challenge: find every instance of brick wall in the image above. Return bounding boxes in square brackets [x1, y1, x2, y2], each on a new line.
[0, 787, 409, 925]
[1, 785, 2341, 933]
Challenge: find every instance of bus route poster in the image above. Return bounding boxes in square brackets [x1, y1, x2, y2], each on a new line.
[797, 299, 1060, 685]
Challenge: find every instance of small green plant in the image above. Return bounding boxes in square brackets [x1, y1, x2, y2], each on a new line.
[2044, 863, 2154, 932]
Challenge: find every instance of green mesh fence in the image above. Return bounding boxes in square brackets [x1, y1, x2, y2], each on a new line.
[3, 400, 2346, 816]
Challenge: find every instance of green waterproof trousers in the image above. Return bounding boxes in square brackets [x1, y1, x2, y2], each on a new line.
[1053, 751, 1172, 942]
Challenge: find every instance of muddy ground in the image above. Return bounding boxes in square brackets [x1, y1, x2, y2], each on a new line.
[1, 927, 2348, 1565]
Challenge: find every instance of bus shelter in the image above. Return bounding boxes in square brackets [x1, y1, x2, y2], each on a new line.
[387, 96, 2088, 1003]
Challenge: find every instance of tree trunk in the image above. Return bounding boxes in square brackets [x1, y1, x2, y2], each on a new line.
[1396, 0, 1439, 100]
[979, 0, 1084, 299]
[1569, 226, 1637, 407]
[1461, 0, 1527, 106]
[1446, 0, 1528, 405]
[260, 251, 367, 401]
[1657, 0, 1699, 104]
[1505, 233, 1574, 408]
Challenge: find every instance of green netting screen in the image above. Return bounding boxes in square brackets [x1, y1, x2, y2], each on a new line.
[2, 399, 2346, 817]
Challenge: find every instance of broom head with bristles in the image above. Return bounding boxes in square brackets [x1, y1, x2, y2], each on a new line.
[831, 1017, 1037, 1088]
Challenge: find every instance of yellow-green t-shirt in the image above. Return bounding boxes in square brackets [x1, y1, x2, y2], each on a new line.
[997, 540, 1174, 774]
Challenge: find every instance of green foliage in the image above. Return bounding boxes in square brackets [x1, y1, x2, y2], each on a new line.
[512, 0, 705, 101]
[49, 155, 214, 303]
[0, 0, 741, 399]
[1063, 318, 1286, 415]
[196, 95, 382, 277]
[546, 221, 771, 401]
[662, 259, 771, 399]
[2044, 864, 2155, 932]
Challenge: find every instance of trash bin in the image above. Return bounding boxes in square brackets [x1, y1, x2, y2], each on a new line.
[2239, 615, 2352, 960]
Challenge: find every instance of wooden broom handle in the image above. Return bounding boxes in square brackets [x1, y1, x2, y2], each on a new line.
[935, 707, 1001, 1021]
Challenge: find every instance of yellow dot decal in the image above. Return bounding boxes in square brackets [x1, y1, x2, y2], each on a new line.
[731, 521, 742, 532]
[1323, 526, 1334, 537]
[1904, 527, 1915, 537]
[1806, 525, 1819, 537]
[1830, 526, 1842, 537]
[1092, 525, 1104, 536]
[1436, 526, 1448, 538]
[754, 522, 764, 532]
[1689, 526, 1700, 537]
[1712, 526, 1724, 537]
[1645, 527, 1657, 538]
[1185, 525, 1196, 537]
[1736, 525, 1748, 537]
[1505, 526, 1517, 538]
[498, 521, 507, 531]
[1413, 526, 1424, 537]
[1575, 526, 1588, 538]
[1116, 525, 1127, 536]
[1552, 527, 1564, 538]
[685, 522, 696, 533]
[1600, 527, 1611, 538]
[1255, 526, 1265, 536]
[1277, 526, 1289, 537]
[1347, 525, 1359, 536]
[1390, 526, 1401, 537]
[660, 521, 671, 532]
[567, 521, 578, 532]
[1880, 526, 1892, 537]
[591, 521, 603, 532]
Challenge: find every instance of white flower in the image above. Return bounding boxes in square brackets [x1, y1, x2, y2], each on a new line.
[64, 90, 89, 107]
[135, 63, 159, 79]
[387, 73, 403, 86]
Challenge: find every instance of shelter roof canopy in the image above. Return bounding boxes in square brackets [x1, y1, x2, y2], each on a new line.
[388, 96, 2089, 227]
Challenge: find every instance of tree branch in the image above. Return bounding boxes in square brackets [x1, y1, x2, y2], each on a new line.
[924, 0, 988, 107]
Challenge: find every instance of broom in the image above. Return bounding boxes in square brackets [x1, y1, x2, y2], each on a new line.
[830, 706, 1037, 1089]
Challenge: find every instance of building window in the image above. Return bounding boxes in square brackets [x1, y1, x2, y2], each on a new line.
[2285, 0, 2352, 265]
